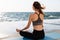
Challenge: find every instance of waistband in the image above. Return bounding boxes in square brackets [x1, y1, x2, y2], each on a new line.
[33, 29, 44, 32]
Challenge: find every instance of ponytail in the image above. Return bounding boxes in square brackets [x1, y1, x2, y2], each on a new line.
[39, 8, 43, 15]
[33, 1, 44, 15]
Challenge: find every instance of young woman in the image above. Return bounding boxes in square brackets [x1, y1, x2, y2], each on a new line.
[16, 1, 45, 40]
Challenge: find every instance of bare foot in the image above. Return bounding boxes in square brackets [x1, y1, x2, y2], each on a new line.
[16, 29, 20, 32]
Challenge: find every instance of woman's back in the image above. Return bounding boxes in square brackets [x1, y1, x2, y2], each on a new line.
[31, 12, 44, 31]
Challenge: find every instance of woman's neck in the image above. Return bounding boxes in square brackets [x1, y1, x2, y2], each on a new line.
[35, 11, 40, 14]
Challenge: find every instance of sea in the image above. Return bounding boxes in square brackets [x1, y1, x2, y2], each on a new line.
[0, 12, 60, 22]
[0, 12, 60, 38]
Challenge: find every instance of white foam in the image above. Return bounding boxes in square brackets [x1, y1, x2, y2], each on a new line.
[44, 19, 60, 24]
[0, 34, 8, 38]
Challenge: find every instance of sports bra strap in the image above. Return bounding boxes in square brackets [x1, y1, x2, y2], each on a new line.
[35, 13, 40, 17]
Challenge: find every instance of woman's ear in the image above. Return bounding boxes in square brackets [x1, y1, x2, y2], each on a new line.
[32, 6, 35, 10]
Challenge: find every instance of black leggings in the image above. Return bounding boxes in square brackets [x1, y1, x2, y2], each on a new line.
[19, 30, 45, 40]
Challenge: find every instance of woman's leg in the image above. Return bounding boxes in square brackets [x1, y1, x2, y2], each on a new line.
[19, 31, 33, 39]
[33, 30, 45, 40]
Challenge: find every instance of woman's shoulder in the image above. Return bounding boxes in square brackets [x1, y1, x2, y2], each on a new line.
[29, 13, 35, 19]
[30, 13, 35, 16]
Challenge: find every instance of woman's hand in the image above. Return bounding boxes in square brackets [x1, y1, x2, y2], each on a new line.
[41, 4, 46, 9]
[16, 29, 21, 32]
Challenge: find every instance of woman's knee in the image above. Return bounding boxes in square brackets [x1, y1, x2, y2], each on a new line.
[19, 31, 27, 36]
[19, 31, 23, 36]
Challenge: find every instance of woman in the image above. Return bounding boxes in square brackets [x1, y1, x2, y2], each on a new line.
[16, 1, 45, 40]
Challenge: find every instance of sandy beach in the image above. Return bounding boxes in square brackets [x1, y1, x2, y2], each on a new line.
[0, 19, 60, 40]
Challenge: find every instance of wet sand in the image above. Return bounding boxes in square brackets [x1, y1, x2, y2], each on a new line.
[0, 29, 60, 40]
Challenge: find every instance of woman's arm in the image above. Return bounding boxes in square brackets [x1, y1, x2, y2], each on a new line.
[22, 14, 32, 30]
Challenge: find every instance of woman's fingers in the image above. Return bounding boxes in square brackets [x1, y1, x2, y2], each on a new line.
[16, 29, 20, 32]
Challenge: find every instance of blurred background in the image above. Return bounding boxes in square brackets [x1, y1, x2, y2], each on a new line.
[0, 0, 60, 40]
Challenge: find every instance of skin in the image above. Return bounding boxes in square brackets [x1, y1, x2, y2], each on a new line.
[16, 5, 45, 32]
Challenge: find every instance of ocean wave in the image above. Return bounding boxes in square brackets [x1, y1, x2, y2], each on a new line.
[44, 23, 60, 25]
[0, 12, 60, 22]
[44, 19, 60, 25]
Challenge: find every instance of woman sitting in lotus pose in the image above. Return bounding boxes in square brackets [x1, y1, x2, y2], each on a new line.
[16, 1, 45, 40]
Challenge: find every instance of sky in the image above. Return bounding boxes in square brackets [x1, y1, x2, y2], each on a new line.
[0, 0, 60, 12]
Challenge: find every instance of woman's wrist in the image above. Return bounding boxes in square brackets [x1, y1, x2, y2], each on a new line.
[21, 28, 25, 31]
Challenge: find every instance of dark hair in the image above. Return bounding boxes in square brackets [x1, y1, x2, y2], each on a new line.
[33, 1, 43, 14]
